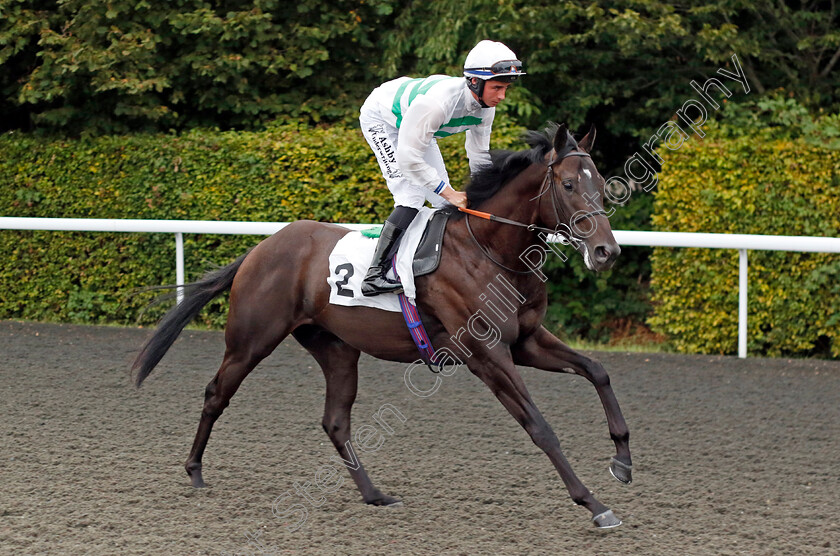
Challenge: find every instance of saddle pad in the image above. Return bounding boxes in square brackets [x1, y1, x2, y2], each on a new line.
[327, 233, 401, 312]
[327, 207, 436, 310]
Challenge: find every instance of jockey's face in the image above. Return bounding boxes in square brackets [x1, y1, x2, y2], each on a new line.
[472, 78, 513, 107]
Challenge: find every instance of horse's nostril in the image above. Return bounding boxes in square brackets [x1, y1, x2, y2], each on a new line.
[594, 244, 621, 263]
[595, 246, 610, 262]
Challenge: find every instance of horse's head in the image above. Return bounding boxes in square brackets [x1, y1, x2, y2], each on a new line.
[539, 124, 620, 272]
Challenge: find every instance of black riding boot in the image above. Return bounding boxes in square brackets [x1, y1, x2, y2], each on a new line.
[361, 206, 418, 297]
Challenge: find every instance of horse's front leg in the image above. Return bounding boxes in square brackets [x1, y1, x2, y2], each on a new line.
[512, 326, 632, 484]
[465, 346, 622, 528]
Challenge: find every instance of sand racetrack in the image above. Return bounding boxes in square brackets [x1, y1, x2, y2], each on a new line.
[1, 320, 839, 555]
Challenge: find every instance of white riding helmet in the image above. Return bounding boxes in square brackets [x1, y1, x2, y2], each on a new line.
[463, 40, 525, 107]
[463, 40, 526, 82]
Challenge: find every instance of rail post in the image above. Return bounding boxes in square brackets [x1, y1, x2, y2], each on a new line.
[738, 249, 748, 358]
[175, 232, 185, 305]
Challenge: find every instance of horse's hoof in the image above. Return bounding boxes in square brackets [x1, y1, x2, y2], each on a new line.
[187, 467, 206, 488]
[365, 494, 402, 506]
[610, 457, 633, 484]
[592, 509, 622, 529]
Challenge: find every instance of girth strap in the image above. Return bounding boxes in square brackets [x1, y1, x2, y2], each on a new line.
[391, 258, 440, 372]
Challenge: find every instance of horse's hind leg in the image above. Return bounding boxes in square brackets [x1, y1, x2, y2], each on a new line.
[185, 322, 292, 488]
[292, 325, 400, 506]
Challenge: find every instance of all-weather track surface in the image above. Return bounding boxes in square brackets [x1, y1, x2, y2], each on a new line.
[1, 320, 838, 555]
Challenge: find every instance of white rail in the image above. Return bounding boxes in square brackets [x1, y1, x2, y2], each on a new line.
[3, 217, 840, 358]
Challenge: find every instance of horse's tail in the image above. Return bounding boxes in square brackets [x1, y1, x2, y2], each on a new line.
[132, 252, 249, 387]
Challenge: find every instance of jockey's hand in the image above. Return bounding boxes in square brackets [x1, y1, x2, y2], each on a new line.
[441, 187, 468, 208]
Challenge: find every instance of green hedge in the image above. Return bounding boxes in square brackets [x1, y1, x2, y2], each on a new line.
[0, 120, 529, 327]
[649, 131, 840, 357]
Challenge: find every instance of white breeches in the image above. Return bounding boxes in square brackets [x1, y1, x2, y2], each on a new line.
[360, 111, 450, 209]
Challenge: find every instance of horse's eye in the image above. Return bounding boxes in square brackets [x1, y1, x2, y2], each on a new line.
[562, 180, 574, 191]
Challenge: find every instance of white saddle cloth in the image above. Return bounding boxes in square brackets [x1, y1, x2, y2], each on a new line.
[326, 207, 436, 312]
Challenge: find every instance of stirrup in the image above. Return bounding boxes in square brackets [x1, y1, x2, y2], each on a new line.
[361, 272, 403, 296]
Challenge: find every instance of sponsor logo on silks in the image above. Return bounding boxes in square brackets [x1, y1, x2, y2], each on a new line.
[368, 124, 386, 134]
[382, 159, 403, 179]
[372, 136, 402, 179]
[379, 137, 397, 163]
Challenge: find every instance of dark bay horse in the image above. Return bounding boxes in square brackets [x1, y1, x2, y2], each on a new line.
[132, 123, 632, 529]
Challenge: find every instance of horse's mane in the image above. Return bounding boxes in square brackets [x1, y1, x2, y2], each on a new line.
[443, 123, 578, 219]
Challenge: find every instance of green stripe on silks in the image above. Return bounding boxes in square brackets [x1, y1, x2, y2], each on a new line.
[434, 115, 483, 137]
[391, 79, 415, 129]
[441, 116, 482, 128]
[392, 77, 448, 128]
[409, 77, 447, 107]
[361, 226, 383, 238]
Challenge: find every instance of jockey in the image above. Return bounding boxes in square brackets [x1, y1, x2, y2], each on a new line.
[359, 39, 525, 296]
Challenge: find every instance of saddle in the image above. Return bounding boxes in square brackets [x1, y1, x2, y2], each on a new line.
[411, 209, 449, 277]
[361, 209, 449, 276]
[327, 208, 451, 311]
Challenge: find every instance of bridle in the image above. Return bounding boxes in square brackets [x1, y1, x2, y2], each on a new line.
[539, 151, 608, 236]
[463, 148, 608, 274]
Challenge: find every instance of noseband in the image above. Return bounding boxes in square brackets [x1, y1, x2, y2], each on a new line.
[463, 148, 609, 274]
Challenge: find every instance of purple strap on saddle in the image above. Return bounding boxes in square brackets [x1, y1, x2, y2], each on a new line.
[391, 258, 438, 368]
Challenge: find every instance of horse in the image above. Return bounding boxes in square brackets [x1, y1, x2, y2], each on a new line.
[132, 123, 632, 529]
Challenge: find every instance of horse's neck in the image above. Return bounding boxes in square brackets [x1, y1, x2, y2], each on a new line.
[468, 163, 547, 256]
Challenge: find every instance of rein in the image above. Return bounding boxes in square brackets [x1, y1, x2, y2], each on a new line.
[459, 149, 608, 273]
[459, 206, 557, 235]
[463, 214, 542, 274]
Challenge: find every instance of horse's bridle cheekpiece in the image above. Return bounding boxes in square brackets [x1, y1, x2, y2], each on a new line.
[542, 150, 608, 237]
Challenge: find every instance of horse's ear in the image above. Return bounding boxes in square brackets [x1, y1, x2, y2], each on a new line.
[553, 123, 569, 152]
[578, 124, 596, 153]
